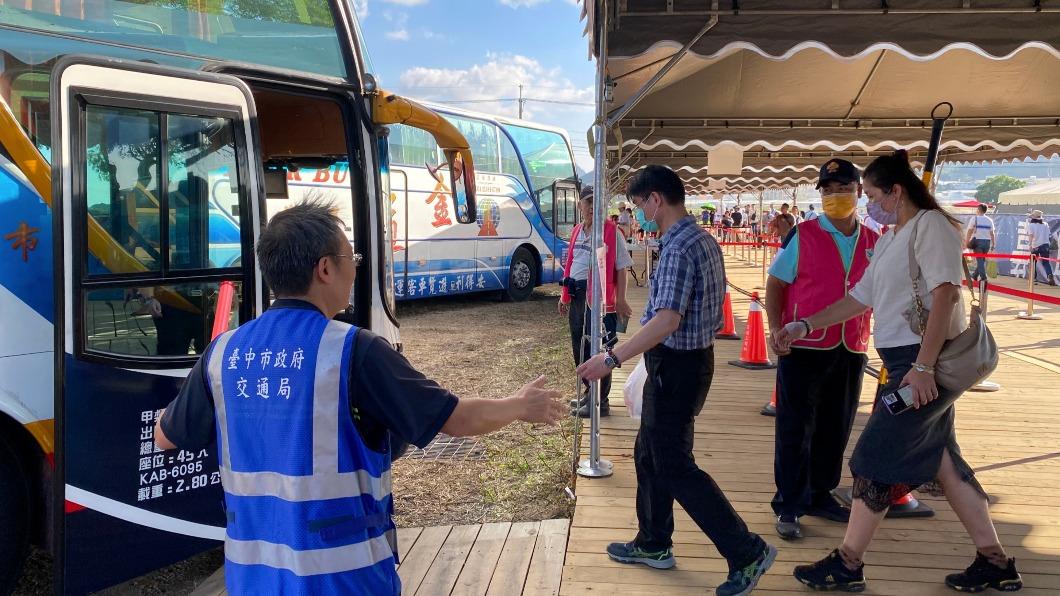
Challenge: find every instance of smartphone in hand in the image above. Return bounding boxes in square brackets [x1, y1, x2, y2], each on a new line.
[882, 385, 915, 415]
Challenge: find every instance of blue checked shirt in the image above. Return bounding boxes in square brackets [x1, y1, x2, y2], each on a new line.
[641, 215, 727, 350]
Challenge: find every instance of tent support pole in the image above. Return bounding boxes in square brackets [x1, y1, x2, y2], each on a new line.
[579, 0, 613, 480]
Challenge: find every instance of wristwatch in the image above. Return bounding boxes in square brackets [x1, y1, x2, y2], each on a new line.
[913, 362, 936, 375]
[604, 348, 622, 369]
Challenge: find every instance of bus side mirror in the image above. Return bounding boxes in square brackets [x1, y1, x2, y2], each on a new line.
[444, 149, 476, 224]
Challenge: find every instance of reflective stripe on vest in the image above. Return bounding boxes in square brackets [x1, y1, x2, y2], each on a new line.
[208, 323, 390, 502]
[207, 315, 397, 587]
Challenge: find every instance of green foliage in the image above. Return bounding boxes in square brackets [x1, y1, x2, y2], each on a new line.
[975, 175, 1025, 204]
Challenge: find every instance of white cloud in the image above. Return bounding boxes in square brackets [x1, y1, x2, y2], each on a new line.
[351, 0, 368, 18]
[384, 0, 428, 4]
[383, 11, 410, 41]
[397, 54, 594, 170]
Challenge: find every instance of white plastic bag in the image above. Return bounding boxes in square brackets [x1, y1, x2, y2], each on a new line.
[623, 358, 647, 419]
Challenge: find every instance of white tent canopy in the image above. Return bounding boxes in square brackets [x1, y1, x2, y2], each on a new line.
[582, 0, 1060, 192]
[999, 179, 1060, 206]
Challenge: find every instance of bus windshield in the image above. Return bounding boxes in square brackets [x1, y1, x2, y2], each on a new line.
[503, 124, 576, 196]
[0, 0, 346, 78]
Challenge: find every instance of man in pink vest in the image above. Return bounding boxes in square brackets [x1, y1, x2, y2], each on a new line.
[559, 186, 634, 417]
[764, 159, 879, 540]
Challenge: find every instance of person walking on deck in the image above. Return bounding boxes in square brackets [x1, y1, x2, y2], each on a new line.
[964, 204, 995, 283]
[776, 151, 1023, 593]
[579, 165, 777, 596]
[765, 159, 879, 541]
[559, 186, 635, 418]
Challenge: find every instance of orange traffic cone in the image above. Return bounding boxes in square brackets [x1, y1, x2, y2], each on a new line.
[761, 386, 777, 417]
[728, 293, 776, 370]
[717, 286, 740, 341]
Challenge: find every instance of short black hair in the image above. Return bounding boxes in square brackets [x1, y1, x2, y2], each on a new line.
[626, 165, 685, 205]
[977, 204, 988, 214]
[256, 198, 346, 296]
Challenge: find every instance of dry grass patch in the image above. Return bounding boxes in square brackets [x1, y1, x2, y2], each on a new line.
[391, 286, 579, 527]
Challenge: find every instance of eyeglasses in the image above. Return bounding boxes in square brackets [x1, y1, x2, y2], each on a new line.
[328, 253, 363, 266]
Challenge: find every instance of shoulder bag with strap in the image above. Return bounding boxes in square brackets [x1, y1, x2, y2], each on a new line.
[907, 212, 999, 392]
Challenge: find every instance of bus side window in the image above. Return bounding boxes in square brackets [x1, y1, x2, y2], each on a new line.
[446, 115, 499, 173]
[78, 103, 245, 360]
[389, 124, 439, 166]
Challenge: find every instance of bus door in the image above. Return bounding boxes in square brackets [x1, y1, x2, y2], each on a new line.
[51, 57, 263, 595]
[550, 180, 579, 281]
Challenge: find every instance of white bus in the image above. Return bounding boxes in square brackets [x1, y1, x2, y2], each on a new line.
[283, 105, 583, 301]
[0, 1, 476, 593]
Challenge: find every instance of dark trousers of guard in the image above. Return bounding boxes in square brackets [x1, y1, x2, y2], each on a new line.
[634, 344, 763, 570]
[771, 346, 865, 517]
[568, 283, 616, 401]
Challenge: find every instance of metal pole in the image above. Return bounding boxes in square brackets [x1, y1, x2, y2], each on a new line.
[579, 3, 613, 479]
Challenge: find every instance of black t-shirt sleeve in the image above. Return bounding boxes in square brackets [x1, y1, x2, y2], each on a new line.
[350, 332, 458, 450]
[159, 346, 217, 450]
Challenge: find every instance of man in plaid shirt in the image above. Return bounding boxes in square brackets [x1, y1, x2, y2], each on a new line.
[579, 166, 776, 596]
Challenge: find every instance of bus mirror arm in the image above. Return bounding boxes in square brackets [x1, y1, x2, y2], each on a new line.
[370, 89, 477, 223]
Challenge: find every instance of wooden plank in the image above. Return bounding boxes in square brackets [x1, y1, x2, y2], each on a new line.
[397, 526, 424, 567]
[486, 522, 540, 596]
[452, 522, 512, 596]
[399, 525, 452, 595]
[416, 524, 481, 596]
[523, 519, 569, 596]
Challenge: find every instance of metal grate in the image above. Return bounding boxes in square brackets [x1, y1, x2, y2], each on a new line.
[406, 434, 486, 461]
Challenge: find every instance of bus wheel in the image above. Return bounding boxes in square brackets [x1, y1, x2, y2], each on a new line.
[0, 434, 31, 595]
[505, 247, 537, 302]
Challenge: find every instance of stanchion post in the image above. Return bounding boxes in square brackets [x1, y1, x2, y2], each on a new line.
[1018, 254, 1042, 321]
[971, 279, 1001, 392]
[761, 235, 767, 287]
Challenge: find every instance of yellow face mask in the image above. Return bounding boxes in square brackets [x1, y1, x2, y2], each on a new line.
[821, 193, 857, 219]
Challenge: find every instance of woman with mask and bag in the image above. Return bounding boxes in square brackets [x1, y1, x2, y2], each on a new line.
[774, 151, 1018, 593]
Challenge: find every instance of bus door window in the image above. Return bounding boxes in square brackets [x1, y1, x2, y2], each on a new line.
[80, 103, 246, 360]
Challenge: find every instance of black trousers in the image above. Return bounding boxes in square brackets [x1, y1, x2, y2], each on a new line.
[568, 286, 616, 401]
[634, 344, 763, 570]
[771, 346, 866, 517]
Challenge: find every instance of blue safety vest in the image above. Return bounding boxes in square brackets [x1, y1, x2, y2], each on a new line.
[206, 307, 398, 595]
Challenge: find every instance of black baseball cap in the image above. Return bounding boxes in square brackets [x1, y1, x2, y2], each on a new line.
[816, 158, 860, 189]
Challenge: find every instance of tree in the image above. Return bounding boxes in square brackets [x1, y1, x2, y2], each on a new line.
[974, 175, 1025, 204]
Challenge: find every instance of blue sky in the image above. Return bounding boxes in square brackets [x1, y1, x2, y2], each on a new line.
[353, 0, 596, 170]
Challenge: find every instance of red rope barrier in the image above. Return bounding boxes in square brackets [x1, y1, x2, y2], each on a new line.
[966, 280, 1060, 306]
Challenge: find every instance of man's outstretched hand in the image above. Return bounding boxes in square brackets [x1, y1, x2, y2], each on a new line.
[515, 375, 566, 425]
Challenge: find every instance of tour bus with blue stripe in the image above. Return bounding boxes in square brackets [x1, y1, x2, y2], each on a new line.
[279, 104, 582, 302]
[0, 2, 477, 593]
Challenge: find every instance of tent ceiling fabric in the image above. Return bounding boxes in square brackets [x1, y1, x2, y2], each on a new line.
[582, 0, 1060, 190]
[603, 1, 1060, 61]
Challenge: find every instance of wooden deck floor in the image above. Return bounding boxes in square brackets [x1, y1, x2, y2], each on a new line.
[564, 257, 1060, 595]
[190, 248, 1059, 596]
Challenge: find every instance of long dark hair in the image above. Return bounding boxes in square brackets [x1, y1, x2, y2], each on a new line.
[863, 150, 959, 225]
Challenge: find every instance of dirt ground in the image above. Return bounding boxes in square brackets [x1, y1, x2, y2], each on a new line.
[391, 285, 579, 527]
[13, 286, 578, 595]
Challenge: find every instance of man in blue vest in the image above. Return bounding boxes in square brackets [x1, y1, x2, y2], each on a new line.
[155, 201, 565, 595]
[764, 159, 879, 541]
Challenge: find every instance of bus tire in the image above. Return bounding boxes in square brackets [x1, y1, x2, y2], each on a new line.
[0, 433, 31, 595]
[505, 247, 537, 302]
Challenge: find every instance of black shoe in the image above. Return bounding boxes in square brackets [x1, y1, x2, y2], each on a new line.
[576, 400, 610, 418]
[793, 549, 866, 592]
[716, 542, 777, 596]
[569, 395, 589, 408]
[606, 541, 675, 569]
[775, 515, 802, 540]
[806, 496, 851, 523]
[945, 552, 1023, 592]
